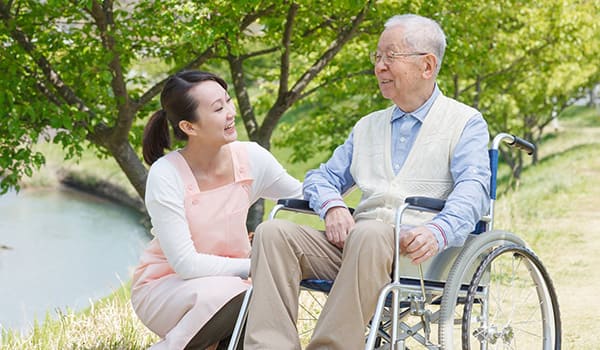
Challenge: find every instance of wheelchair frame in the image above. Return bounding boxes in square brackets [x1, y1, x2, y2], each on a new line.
[229, 133, 561, 350]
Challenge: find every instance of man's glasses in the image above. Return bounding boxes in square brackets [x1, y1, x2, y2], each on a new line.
[370, 51, 428, 65]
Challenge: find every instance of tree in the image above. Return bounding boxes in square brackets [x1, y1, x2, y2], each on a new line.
[280, 0, 600, 184]
[0, 0, 380, 230]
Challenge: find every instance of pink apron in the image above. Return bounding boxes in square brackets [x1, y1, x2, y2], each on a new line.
[131, 142, 252, 350]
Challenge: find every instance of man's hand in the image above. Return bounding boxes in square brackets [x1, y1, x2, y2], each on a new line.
[324, 206, 355, 249]
[399, 225, 439, 264]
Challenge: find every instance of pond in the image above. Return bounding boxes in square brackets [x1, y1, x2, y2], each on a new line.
[0, 188, 150, 332]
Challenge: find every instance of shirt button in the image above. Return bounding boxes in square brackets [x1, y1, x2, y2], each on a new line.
[192, 199, 199, 205]
[400, 137, 406, 143]
[394, 164, 400, 170]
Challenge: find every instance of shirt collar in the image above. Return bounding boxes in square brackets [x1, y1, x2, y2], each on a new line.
[391, 84, 441, 123]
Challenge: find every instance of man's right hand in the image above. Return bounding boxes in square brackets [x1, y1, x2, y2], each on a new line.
[324, 206, 355, 249]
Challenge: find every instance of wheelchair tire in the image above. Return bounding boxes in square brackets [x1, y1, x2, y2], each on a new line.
[461, 243, 561, 350]
[438, 230, 527, 349]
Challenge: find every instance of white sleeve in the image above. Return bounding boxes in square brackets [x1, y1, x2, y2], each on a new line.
[245, 142, 303, 203]
[145, 158, 250, 280]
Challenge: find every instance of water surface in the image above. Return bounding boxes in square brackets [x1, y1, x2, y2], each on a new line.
[0, 188, 149, 331]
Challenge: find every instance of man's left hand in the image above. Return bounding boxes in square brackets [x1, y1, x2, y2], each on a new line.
[399, 225, 439, 264]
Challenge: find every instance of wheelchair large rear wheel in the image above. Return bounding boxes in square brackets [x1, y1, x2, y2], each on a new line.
[461, 243, 561, 349]
[439, 230, 549, 349]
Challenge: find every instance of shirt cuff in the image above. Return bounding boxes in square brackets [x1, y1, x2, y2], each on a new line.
[426, 222, 447, 251]
[319, 198, 347, 220]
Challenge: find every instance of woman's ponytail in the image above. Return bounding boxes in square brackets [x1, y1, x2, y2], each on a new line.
[142, 109, 170, 165]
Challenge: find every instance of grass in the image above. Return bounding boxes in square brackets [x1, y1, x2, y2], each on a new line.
[3, 105, 600, 349]
[0, 283, 158, 350]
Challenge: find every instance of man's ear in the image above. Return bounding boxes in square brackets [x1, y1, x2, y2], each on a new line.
[422, 53, 438, 79]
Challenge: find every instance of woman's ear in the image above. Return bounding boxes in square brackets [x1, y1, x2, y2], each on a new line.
[178, 120, 196, 136]
[421, 53, 438, 79]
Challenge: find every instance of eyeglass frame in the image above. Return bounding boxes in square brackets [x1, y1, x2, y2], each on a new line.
[369, 51, 428, 65]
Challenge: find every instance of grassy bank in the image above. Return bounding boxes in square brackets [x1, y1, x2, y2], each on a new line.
[2, 106, 599, 349]
[1, 283, 158, 350]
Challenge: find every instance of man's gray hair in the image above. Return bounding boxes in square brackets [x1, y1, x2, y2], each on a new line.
[384, 14, 446, 75]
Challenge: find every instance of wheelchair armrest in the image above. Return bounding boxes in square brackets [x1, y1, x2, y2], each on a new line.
[276, 198, 313, 211]
[405, 196, 446, 212]
[273, 198, 355, 216]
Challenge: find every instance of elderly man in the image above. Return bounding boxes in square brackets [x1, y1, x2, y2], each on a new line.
[244, 13, 491, 350]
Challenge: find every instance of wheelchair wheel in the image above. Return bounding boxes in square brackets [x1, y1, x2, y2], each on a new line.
[461, 243, 561, 350]
[438, 230, 526, 348]
[438, 230, 560, 349]
[297, 290, 325, 345]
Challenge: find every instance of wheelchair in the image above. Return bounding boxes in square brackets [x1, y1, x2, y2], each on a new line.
[229, 133, 561, 350]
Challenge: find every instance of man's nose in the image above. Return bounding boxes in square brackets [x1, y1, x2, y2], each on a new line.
[374, 60, 387, 73]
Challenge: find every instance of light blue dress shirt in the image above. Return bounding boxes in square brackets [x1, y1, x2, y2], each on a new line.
[303, 86, 491, 250]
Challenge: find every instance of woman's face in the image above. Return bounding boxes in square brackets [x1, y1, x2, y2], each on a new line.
[187, 80, 237, 145]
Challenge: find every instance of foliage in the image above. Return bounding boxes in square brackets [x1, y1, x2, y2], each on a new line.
[1, 0, 598, 220]
[277, 0, 600, 179]
[0, 0, 380, 228]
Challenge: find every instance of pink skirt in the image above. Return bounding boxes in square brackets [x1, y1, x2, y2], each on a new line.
[131, 274, 250, 350]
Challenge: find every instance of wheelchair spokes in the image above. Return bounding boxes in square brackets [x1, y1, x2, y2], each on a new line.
[461, 244, 560, 350]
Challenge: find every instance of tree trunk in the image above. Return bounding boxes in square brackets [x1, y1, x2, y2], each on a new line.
[107, 140, 149, 200]
[247, 199, 265, 233]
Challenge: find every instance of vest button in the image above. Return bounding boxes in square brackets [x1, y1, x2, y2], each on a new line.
[192, 199, 199, 205]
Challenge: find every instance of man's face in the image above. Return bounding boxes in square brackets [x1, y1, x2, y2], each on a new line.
[374, 26, 423, 106]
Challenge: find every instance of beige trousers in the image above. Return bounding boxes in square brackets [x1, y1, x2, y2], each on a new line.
[244, 219, 394, 350]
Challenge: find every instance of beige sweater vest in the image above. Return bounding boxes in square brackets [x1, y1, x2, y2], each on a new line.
[350, 94, 476, 226]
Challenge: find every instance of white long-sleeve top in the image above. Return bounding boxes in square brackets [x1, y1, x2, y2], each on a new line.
[144, 141, 302, 280]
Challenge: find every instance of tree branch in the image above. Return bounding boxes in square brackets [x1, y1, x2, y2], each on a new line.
[227, 45, 259, 141]
[458, 39, 556, 96]
[278, 3, 298, 97]
[260, 1, 372, 141]
[16, 64, 64, 108]
[133, 45, 216, 113]
[240, 3, 276, 29]
[133, 4, 276, 115]
[240, 46, 279, 60]
[299, 69, 373, 99]
[0, 1, 94, 117]
[288, 3, 371, 102]
[89, 0, 132, 142]
[301, 16, 334, 38]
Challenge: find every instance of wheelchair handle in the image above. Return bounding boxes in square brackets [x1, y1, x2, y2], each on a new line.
[492, 132, 536, 155]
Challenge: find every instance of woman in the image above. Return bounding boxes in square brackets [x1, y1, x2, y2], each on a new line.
[131, 70, 302, 350]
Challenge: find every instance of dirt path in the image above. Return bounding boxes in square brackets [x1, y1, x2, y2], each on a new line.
[552, 201, 600, 349]
[544, 205, 600, 348]
[537, 126, 600, 349]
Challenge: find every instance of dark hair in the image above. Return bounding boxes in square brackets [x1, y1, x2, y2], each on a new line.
[142, 70, 228, 165]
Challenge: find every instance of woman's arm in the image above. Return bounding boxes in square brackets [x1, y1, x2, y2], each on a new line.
[246, 142, 303, 202]
[145, 159, 249, 279]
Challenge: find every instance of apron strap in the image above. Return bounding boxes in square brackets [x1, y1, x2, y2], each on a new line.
[229, 142, 253, 183]
[164, 151, 200, 195]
